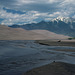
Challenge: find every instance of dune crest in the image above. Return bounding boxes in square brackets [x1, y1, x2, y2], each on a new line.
[31, 30, 70, 39]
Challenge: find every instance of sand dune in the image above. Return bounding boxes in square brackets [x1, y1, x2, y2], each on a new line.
[0, 25, 70, 40]
[31, 30, 70, 39]
[23, 62, 75, 75]
[0, 25, 46, 40]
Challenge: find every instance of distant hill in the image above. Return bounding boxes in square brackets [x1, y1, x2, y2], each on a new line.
[0, 25, 70, 40]
[9, 17, 75, 37]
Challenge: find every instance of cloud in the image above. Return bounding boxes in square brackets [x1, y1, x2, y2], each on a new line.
[0, 0, 75, 13]
[0, 0, 75, 25]
[59, 0, 75, 14]
[17, 0, 36, 4]
[0, 0, 59, 12]
[3, 7, 26, 14]
[0, 8, 49, 25]
[72, 15, 75, 18]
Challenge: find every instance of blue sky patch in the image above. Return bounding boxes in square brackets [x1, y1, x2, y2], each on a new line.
[0, 18, 4, 22]
[3, 7, 26, 14]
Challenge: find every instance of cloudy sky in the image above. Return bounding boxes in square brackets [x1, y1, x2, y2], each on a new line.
[0, 0, 75, 25]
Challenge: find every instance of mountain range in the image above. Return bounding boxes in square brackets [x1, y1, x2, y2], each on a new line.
[9, 17, 75, 37]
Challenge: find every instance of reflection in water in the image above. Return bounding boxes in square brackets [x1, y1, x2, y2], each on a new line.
[0, 40, 75, 75]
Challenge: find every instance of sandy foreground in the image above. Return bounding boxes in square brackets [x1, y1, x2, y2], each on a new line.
[23, 62, 75, 75]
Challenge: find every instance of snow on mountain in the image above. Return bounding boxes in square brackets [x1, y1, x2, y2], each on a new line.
[9, 17, 75, 37]
[52, 16, 75, 23]
[52, 16, 75, 29]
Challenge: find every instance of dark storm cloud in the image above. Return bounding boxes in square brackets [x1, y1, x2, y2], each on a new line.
[0, 0, 17, 8]
[0, 0, 59, 13]
[16, 3, 58, 12]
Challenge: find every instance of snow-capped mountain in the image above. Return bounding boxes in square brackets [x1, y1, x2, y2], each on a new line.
[52, 16, 75, 23]
[52, 16, 75, 29]
[9, 17, 75, 37]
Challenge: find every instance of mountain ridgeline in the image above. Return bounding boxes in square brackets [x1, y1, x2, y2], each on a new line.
[9, 17, 75, 37]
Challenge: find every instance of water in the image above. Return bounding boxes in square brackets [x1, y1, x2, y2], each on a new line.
[0, 40, 75, 75]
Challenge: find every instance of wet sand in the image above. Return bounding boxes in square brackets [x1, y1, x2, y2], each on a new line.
[23, 62, 75, 75]
[35, 40, 75, 47]
[23, 40, 75, 75]
[0, 40, 75, 75]
[51, 49, 75, 52]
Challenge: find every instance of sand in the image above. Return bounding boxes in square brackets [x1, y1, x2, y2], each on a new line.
[23, 40, 75, 75]
[0, 25, 75, 75]
[35, 40, 75, 47]
[31, 30, 70, 39]
[23, 62, 75, 75]
[0, 25, 70, 40]
[0, 25, 48, 40]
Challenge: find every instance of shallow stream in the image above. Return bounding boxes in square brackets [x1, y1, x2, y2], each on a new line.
[0, 40, 75, 75]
